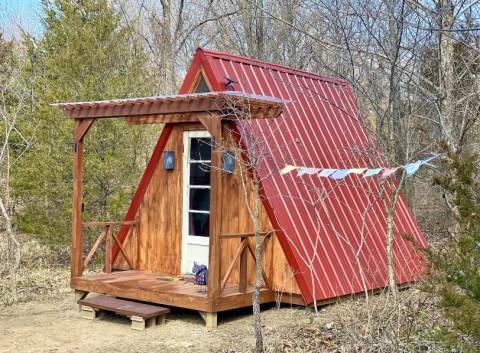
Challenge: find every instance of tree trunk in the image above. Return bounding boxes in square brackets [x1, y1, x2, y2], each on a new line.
[255, 0, 265, 60]
[387, 0, 404, 163]
[437, 0, 462, 235]
[0, 195, 20, 303]
[159, 0, 175, 94]
[385, 204, 398, 303]
[383, 175, 405, 303]
[252, 172, 264, 352]
[438, 0, 455, 151]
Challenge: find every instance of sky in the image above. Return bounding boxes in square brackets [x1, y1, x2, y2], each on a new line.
[0, 0, 43, 39]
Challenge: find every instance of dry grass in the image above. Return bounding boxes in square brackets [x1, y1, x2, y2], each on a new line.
[0, 234, 465, 352]
[0, 234, 70, 305]
[217, 286, 459, 353]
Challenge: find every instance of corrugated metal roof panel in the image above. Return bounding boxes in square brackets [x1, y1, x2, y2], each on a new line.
[52, 91, 289, 110]
[183, 48, 427, 304]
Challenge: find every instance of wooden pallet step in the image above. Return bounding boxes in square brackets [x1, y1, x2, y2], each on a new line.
[78, 296, 170, 330]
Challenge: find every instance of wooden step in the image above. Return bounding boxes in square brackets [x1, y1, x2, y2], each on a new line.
[78, 296, 170, 330]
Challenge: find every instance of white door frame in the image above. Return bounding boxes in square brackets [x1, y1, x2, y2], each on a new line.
[181, 130, 211, 274]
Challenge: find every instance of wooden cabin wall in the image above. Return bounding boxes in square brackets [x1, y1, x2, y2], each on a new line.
[115, 123, 204, 274]
[218, 131, 301, 295]
[116, 122, 301, 294]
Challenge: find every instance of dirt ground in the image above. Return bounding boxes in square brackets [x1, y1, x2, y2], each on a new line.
[0, 292, 317, 353]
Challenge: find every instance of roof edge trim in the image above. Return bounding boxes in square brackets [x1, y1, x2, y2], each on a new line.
[198, 48, 349, 87]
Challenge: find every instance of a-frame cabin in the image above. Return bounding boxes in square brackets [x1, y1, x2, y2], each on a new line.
[56, 49, 427, 328]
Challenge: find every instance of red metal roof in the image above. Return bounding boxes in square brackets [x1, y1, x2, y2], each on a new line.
[180, 48, 427, 305]
[53, 91, 288, 119]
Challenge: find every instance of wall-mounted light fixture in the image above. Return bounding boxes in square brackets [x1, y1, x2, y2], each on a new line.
[222, 151, 235, 173]
[163, 151, 174, 170]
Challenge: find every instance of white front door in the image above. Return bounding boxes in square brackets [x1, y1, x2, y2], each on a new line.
[181, 131, 212, 274]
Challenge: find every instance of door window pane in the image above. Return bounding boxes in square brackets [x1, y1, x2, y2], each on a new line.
[189, 212, 209, 237]
[190, 138, 211, 161]
[190, 163, 210, 185]
[190, 188, 210, 211]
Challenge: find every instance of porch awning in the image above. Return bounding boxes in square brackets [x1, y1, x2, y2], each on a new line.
[52, 91, 289, 123]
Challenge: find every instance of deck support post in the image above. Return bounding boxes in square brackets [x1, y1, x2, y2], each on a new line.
[74, 289, 88, 312]
[81, 305, 97, 320]
[206, 312, 217, 329]
[239, 237, 248, 293]
[131, 316, 156, 330]
[198, 311, 217, 329]
[71, 118, 95, 279]
[206, 114, 222, 321]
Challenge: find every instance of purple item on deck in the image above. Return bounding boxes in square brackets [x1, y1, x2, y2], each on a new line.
[192, 262, 208, 285]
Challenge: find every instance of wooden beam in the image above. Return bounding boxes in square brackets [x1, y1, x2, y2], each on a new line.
[71, 277, 209, 312]
[220, 231, 276, 239]
[74, 118, 95, 141]
[207, 116, 223, 311]
[83, 230, 106, 270]
[238, 238, 248, 293]
[197, 112, 217, 136]
[67, 97, 226, 119]
[220, 239, 246, 293]
[215, 288, 275, 312]
[111, 231, 134, 270]
[125, 114, 199, 125]
[83, 221, 138, 227]
[71, 119, 85, 279]
[278, 292, 306, 306]
[246, 240, 271, 289]
[105, 225, 113, 273]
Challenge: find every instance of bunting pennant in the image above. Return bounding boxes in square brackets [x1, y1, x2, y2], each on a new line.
[349, 168, 367, 174]
[331, 169, 350, 179]
[297, 167, 309, 176]
[280, 165, 298, 175]
[318, 169, 336, 177]
[303, 168, 322, 175]
[381, 167, 400, 179]
[421, 154, 442, 165]
[280, 154, 442, 181]
[363, 168, 382, 178]
[403, 161, 421, 176]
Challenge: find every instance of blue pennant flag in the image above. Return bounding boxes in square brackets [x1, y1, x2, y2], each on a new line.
[421, 154, 442, 165]
[363, 168, 382, 178]
[297, 167, 308, 176]
[330, 169, 349, 179]
[403, 161, 422, 177]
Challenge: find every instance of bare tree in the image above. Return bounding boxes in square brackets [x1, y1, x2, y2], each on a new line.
[0, 35, 32, 303]
[211, 96, 287, 352]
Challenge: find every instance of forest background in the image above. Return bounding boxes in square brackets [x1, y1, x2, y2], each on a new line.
[0, 0, 479, 351]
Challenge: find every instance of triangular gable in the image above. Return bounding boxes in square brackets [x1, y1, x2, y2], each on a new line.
[181, 48, 427, 305]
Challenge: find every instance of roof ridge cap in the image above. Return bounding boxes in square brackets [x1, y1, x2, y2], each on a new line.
[199, 48, 349, 86]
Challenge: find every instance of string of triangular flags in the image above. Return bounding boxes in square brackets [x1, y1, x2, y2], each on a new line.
[280, 154, 442, 179]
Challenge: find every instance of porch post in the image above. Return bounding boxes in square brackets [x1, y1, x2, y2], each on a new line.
[207, 115, 222, 316]
[71, 118, 95, 279]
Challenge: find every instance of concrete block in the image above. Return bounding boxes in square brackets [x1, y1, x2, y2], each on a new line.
[130, 315, 146, 330]
[81, 306, 97, 320]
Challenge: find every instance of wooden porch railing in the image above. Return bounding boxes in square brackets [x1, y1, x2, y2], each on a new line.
[82, 221, 138, 274]
[219, 231, 275, 295]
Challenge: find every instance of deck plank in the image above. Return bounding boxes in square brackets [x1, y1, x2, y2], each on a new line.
[72, 271, 271, 312]
[78, 296, 170, 319]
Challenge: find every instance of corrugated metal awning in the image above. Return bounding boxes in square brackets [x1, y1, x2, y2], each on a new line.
[52, 91, 289, 122]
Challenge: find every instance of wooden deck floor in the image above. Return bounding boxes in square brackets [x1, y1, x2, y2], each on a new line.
[71, 270, 276, 312]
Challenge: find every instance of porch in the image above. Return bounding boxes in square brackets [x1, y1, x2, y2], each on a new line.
[72, 270, 276, 313]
